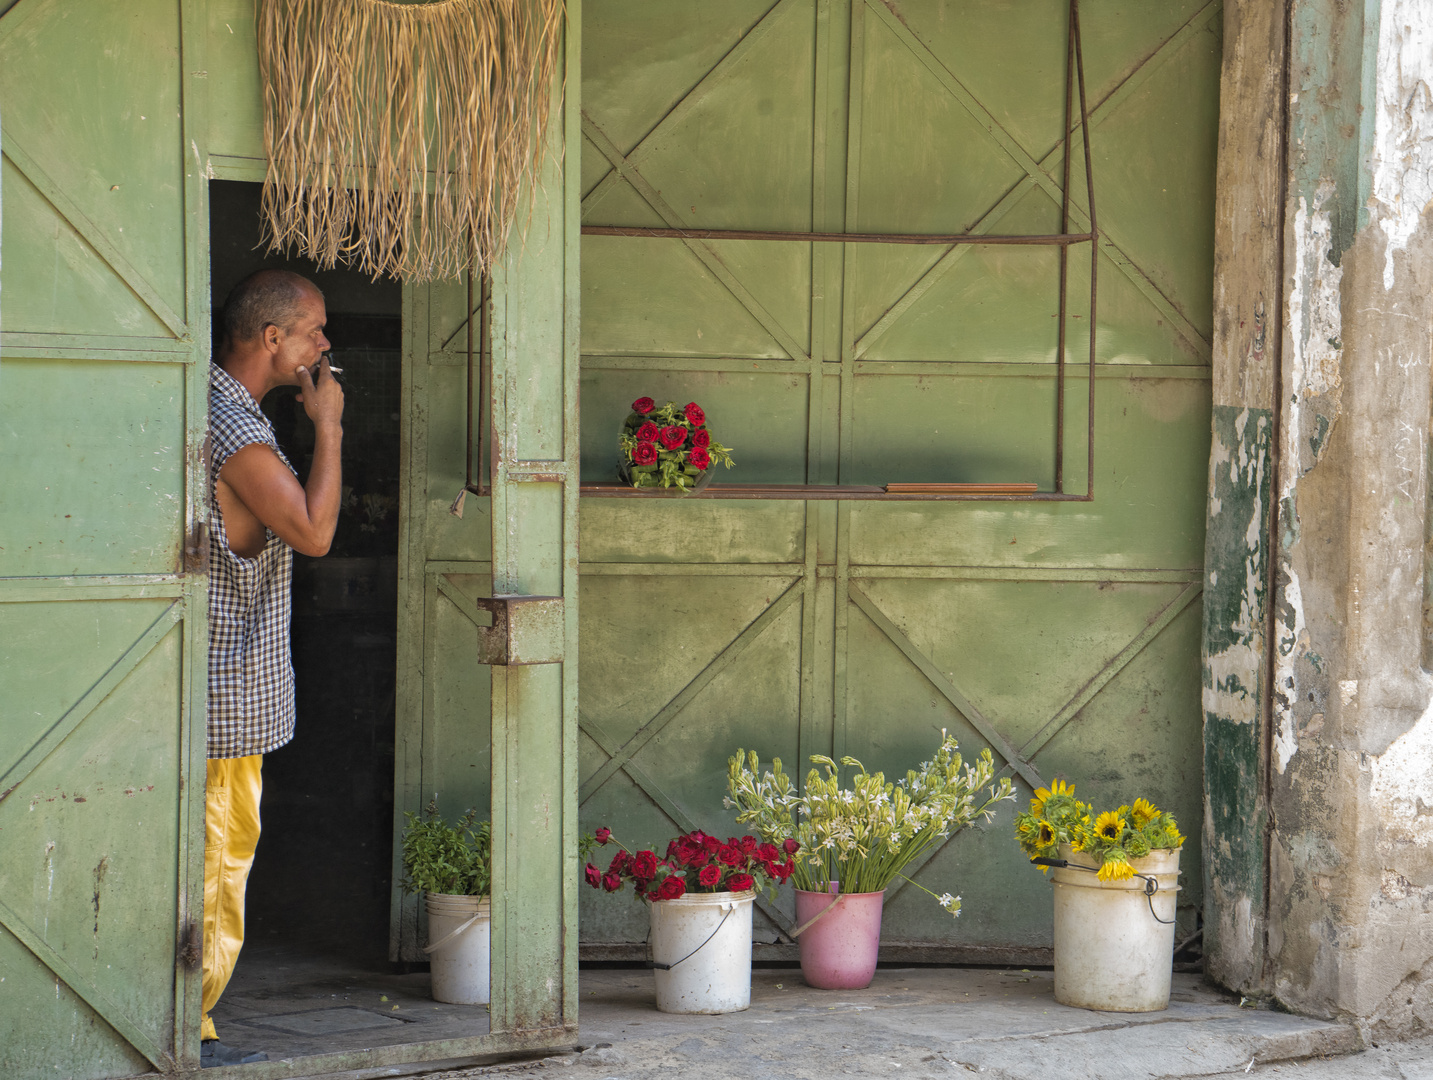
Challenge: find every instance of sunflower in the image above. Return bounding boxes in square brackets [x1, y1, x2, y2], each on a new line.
[1149, 818, 1186, 851]
[1130, 798, 1158, 828]
[1094, 811, 1126, 842]
[1098, 858, 1135, 883]
[1037, 822, 1055, 847]
[1030, 777, 1075, 817]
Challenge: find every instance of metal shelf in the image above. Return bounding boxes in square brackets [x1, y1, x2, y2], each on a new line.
[456, 0, 1100, 508]
[577, 482, 1075, 502]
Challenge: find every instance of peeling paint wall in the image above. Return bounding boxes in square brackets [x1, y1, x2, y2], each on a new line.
[1202, 0, 1286, 992]
[1204, 404, 1273, 988]
[1206, 0, 1433, 1025]
[1369, 8, 1433, 290]
[1257, 0, 1433, 1035]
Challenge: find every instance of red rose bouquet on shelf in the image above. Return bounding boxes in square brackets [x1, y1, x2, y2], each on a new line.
[581, 827, 799, 902]
[618, 397, 734, 492]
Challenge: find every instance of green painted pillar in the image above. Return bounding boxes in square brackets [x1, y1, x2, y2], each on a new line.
[486, 7, 581, 1036]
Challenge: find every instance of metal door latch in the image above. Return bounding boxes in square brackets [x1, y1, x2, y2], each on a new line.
[474, 595, 565, 665]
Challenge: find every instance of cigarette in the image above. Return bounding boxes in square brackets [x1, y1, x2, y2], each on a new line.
[328, 365, 344, 374]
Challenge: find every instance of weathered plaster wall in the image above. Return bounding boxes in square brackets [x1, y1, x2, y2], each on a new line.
[1261, 0, 1433, 1035]
[1203, 0, 1286, 992]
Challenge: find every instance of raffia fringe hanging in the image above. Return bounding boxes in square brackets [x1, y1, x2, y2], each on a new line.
[257, 0, 563, 282]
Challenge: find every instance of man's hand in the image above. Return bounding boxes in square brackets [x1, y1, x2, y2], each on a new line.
[295, 355, 344, 429]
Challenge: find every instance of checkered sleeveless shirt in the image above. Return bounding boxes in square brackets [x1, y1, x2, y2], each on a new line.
[207, 364, 297, 759]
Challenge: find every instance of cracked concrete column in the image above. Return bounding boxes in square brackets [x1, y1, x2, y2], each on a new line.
[1202, 0, 1286, 995]
[1206, 0, 1433, 1036]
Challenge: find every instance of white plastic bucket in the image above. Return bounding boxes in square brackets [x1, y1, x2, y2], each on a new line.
[424, 893, 490, 1005]
[649, 890, 754, 1014]
[1051, 844, 1181, 1012]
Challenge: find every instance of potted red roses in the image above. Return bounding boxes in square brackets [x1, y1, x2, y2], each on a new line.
[618, 397, 734, 492]
[583, 828, 798, 1014]
[585, 827, 798, 899]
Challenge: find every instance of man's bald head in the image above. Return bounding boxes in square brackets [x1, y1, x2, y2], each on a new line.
[222, 269, 323, 345]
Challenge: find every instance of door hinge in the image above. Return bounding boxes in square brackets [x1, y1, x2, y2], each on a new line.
[184, 522, 208, 573]
[178, 920, 201, 969]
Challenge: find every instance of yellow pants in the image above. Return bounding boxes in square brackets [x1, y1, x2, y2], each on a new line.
[201, 755, 263, 1042]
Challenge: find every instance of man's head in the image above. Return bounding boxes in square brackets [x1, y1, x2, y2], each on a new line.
[219, 269, 329, 388]
[222, 269, 322, 343]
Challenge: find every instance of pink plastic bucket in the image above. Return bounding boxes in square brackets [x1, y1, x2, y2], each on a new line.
[794, 886, 886, 990]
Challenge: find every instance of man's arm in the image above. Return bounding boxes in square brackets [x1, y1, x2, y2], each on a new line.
[219, 359, 344, 558]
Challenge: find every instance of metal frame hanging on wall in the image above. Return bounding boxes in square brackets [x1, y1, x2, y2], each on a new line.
[449, 268, 491, 517]
[455, 0, 1099, 503]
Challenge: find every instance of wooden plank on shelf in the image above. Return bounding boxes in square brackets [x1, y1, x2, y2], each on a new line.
[884, 482, 1039, 494]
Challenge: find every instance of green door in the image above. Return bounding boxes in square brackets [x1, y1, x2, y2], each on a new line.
[389, 276, 500, 960]
[577, 0, 1217, 955]
[199, 0, 583, 1039]
[0, 0, 209, 1075]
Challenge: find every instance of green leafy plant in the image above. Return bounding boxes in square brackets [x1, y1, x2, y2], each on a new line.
[1013, 780, 1184, 882]
[726, 732, 1014, 917]
[400, 801, 492, 896]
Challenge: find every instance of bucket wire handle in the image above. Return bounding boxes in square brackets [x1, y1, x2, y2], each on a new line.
[647, 904, 735, 971]
[787, 888, 846, 939]
[422, 911, 484, 955]
[1031, 857, 1176, 925]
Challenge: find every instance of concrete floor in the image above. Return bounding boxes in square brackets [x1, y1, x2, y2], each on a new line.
[493, 966, 1360, 1080]
[212, 937, 490, 1060]
[209, 948, 1396, 1080]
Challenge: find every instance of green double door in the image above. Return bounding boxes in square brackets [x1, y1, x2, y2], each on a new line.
[573, 0, 1219, 953]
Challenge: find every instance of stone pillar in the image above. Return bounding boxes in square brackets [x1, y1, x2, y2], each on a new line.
[1202, 0, 1287, 993]
[1208, 0, 1433, 1034]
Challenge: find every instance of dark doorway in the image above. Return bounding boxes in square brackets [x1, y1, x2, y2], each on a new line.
[209, 179, 402, 962]
[206, 183, 490, 1059]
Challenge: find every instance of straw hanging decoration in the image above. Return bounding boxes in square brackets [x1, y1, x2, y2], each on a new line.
[257, 0, 564, 282]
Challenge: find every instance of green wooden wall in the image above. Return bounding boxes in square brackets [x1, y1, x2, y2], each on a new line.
[575, 0, 1219, 955]
[0, 1, 210, 1074]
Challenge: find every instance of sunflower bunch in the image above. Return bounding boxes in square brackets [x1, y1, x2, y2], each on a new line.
[726, 732, 1015, 916]
[1014, 782, 1184, 883]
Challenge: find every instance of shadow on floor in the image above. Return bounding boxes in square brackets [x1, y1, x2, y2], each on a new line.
[212, 934, 489, 1060]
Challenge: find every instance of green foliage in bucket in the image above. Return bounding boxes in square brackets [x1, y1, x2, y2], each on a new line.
[726, 732, 1015, 917]
[400, 801, 492, 897]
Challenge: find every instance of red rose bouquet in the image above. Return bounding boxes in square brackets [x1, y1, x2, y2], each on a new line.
[619, 397, 734, 492]
[582, 827, 798, 902]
